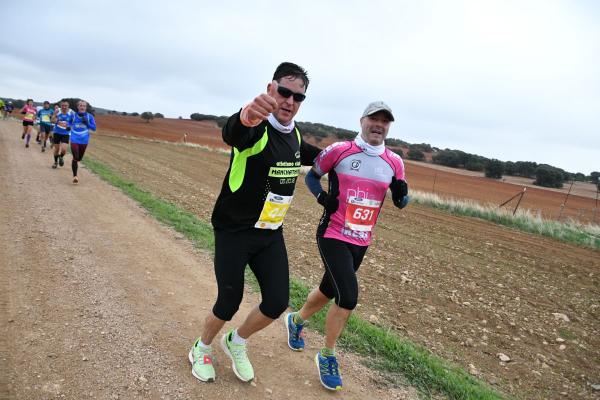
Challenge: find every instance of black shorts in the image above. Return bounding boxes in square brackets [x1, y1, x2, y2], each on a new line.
[317, 236, 368, 310]
[22, 120, 33, 126]
[40, 125, 53, 134]
[52, 134, 69, 144]
[212, 228, 289, 321]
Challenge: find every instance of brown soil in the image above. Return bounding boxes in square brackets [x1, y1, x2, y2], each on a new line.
[78, 124, 600, 400]
[1, 120, 418, 400]
[94, 114, 599, 225]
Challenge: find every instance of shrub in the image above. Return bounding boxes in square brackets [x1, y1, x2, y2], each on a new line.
[432, 149, 461, 167]
[407, 147, 425, 161]
[534, 165, 564, 188]
[485, 159, 504, 179]
[465, 160, 485, 172]
[141, 112, 154, 123]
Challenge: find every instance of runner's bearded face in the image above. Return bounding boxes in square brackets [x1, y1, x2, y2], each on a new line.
[360, 112, 391, 146]
[268, 76, 306, 125]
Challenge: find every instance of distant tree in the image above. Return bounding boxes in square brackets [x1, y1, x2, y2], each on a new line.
[296, 121, 357, 140]
[121, 111, 127, 116]
[57, 98, 94, 113]
[590, 171, 600, 184]
[504, 161, 516, 176]
[13, 99, 25, 108]
[141, 112, 154, 123]
[392, 148, 404, 158]
[385, 138, 410, 147]
[130, 112, 139, 117]
[573, 172, 586, 182]
[407, 147, 425, 161]
[432, 149, 461, 168]
[534, 165, 564, 188]
[178, 116, 182, 119]
[465, 160, 485, 172]
[410, 143, 433, 153]
[485, 159, 504, 179]
[154, 112, 164, 118]
[514, 161, 538, 178]
[215, 116, 229, 128]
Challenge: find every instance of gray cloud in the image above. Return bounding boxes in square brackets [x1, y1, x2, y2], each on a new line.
[1, 0, 598, 173]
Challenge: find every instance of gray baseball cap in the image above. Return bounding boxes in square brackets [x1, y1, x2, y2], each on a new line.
[362, 101, 394, 121]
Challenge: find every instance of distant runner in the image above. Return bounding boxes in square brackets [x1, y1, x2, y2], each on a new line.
[4, 102, 14, 119]
[20, 99, 37, 148]
[285, 101, 409, 391]
[36, 101, 54, 152]
[51, 101, 73, 169]
[69, 100, 96, 184]
[188, 62, 320, 384]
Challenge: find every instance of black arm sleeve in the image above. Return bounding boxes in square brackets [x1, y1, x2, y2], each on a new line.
[300, 140, 321, 166]
[221, 110, 262, 150]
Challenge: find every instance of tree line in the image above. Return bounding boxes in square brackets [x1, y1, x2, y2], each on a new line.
[6, 96, 594, 189]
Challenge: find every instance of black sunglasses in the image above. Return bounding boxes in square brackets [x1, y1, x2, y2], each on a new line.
[277, 86, 306, 102]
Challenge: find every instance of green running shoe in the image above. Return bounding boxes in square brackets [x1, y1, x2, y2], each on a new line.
[188, 338, 216, 382]
[220, 330, 254, 382]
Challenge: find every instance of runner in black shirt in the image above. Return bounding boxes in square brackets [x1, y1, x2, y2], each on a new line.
[188, 62, 320, 383]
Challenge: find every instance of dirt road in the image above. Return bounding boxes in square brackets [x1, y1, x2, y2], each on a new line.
[0, 120, 418, 399]
[82, 130, 600, 400]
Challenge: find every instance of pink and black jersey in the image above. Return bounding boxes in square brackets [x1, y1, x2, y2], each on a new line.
[21, 105, 37, 122]
[314, 141, 405, 246]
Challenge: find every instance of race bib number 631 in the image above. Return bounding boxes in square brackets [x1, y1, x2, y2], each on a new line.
[345, 196, 381, 232]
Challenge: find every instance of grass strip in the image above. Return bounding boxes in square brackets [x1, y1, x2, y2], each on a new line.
[412, 190, 600, 250]
[83, 158, 213, 250]
[84, 157, 507, 399]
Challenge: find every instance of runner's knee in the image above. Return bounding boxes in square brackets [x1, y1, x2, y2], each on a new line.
[212, 290, 243, 321]
[335, 294, 358, 311]
[258, 293, 289, 319]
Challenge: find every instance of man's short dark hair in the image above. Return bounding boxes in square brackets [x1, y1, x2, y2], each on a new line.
[273, 62, 309, 89]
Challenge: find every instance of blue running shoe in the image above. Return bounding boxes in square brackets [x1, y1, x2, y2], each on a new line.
[285, 312, 305, 351]
[315, 351, 342, 391]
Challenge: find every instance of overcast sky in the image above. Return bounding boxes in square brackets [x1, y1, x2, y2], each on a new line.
[2, 0, 598, 174]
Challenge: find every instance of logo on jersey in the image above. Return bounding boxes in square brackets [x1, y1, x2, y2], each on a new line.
[295, 151, 300, 159]
[350, 160, 361, 171]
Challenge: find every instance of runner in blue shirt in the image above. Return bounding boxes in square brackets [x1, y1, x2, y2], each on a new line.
[36, 101, 54, 152]
[51, 101, 73, 169]
[4, 102, 14, 119]
[69, 100, 96, 184]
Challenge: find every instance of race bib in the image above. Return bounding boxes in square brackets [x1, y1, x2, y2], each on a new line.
[25, 113, 34, 120]
[41, 115, 50, 122]
[344, 196, 381, 232]
[58, 121, 67, 128]
[255, 192, 293, 230]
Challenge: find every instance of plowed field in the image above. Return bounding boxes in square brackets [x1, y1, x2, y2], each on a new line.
[86, 125, 600, 400]
[96, 114, 599, 225]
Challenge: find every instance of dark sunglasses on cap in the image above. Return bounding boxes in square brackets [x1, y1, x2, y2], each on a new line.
[277, 86, 306, 102]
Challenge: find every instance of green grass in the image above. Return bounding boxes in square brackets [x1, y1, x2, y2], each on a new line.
[82, 158, 213, 250]
[557, 328, 576, 341]
[84, 157, 507, 400]
[411, 190, 600, 250]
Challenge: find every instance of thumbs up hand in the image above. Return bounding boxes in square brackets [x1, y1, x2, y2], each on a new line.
[240, 80, 280, 127]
